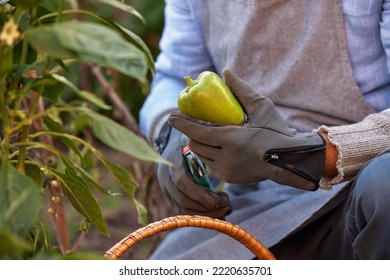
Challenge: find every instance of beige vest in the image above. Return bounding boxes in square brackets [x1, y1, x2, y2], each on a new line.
[197, 0, 375, 132]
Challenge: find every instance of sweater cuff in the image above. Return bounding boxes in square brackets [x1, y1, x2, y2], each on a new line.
[315, 112, 390, 190]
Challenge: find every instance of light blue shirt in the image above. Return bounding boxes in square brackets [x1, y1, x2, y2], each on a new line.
[140, 0, 390, 139]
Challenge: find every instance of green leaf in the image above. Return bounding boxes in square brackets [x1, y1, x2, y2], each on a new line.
[12, 64, 38, 80]
[25, 26, 75, 59]
[13, 40, 37, 64]
[12, 0, 43, 9]
[44, 130, 147, 225]
[32, 9, 154, 74]
[52, 171, 109, 237]
[24, 225, 46, 259]
[26, 21, 148, 83]
[54, 59, 78, 81]
[22, 140, 108, 236]
[50, 73, 111, 110]
[73, 165, 111, 196]
[27, 141, 81, 179]
[93, 0, 144, 22]
[0, 230, 32, 260]
[0, 160, 41, 237]
[26, 140, 110, 195]
[1, 47, 13, 76]
[43, 115, 83, 161]
[24, 162, 42, 186]
[97, 156, 147, 225]
[112, 22, 155, 72]
[29, 75, 64, 103]
[28, 133, 147, 225]
[82, 109, 170, 165]
[40, 0, 60, 11]
[35, 10, 155, 73]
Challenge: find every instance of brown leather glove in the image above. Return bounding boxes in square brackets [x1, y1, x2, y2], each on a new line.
[155, 122, 231, 217]
[169, 69, 326, 191]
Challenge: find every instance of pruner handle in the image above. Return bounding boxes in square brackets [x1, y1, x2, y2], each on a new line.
[182, 146, 214, 191]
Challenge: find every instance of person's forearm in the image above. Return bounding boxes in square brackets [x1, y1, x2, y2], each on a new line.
[319, 131, 338, 178]
[316, 111, 390, 189]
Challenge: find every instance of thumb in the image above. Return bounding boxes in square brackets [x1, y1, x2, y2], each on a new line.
[222, 68, 291, 130]
[222, 68, 266, 116]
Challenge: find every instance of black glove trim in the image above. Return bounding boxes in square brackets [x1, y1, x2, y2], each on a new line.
[154, 121, 172, 154]
[264, 135, 326, 191]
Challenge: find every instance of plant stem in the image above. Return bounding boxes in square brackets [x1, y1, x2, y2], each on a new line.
[35, 95, 72, 254]
[47, 179, 71, 254]
[0, 45, 10, 156]
[19, 35, 29, 65]
[16, 123, 29, 174]
[89, 64, 141, 135]
[184, 75, 196, 87]
[57, 0, 65, 21]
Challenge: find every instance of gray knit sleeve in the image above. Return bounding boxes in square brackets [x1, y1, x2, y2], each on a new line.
[315, 111, 390, 190]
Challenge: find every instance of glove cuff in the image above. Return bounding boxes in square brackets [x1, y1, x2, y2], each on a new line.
[148, 108, 176, 145]
[264, 133, 326, 191]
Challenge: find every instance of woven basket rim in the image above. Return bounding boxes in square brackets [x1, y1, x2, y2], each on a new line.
[104, 215, 276, 260]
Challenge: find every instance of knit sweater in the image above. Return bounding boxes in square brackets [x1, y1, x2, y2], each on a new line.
[317, 111, 390, 189]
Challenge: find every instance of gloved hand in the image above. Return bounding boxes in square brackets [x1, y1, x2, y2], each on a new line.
[168, 69, 327, 191]
[155, 122, 231, 217]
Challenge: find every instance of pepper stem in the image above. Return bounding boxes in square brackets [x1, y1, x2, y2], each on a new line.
[184, 76, 196, 87]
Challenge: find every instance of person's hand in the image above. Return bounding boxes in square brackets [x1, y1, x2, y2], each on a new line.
[155, 122, 231, 217]
[169, 69, 327, 191]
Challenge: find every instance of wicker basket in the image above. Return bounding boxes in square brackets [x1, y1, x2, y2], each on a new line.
[104, 215, 276, 260]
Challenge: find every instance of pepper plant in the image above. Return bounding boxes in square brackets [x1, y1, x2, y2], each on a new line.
[0, 0, 167, 259]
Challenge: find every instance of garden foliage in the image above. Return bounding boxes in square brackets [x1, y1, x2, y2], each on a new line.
[0, 0, 165, 259]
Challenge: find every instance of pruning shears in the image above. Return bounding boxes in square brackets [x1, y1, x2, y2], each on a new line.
[182, 145, 214, 191]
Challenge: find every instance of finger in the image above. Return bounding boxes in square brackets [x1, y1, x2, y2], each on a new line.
[169, 110, 226, 147]
[158, 160, 217, 211]
[164, 185, 228, 217]
[222, 68, 267, 116]
[168, 172, 230, 212]
[169, 149, 229, 209]
[187, 137, 222, 161]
